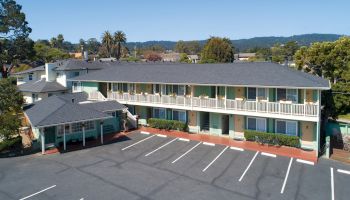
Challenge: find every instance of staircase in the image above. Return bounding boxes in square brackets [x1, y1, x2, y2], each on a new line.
[103, 124, 115, 134]
[125, 110, 137, 130]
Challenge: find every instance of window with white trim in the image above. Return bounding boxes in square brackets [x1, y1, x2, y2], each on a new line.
[112, 83, 128, 92]
[28, 73, 33, 81]
[57, 124, 71, 135]
[247, 88, 267, 101]
[71, 122, 83, 132]
[276, 120, 297, 136]
[153, 84, 160, 94]
[277, 89, 298, 103]
[247, 88, 256, 100]
[153, 108, 166, 119]
[85, 121, 95, 131]
[257, 88, 267, 100]
[172, 110, 186, 122]
[247, 117, 266, 132]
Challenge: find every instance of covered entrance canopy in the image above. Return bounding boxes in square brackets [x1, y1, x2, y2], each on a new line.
[24, 92, 126, 154]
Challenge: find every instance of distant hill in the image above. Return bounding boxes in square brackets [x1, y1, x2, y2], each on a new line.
[126, 33, 344, 52]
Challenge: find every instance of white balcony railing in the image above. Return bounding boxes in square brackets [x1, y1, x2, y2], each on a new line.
[99, 92, 319, 118]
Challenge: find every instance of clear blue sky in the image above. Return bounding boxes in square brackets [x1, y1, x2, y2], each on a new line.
[17, 0, 350, 43]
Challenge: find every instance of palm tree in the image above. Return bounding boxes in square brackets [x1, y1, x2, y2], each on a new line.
[102, 31, 113, 57]
[113, 31, 127, 60]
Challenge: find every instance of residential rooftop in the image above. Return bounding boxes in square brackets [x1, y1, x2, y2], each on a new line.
[17, 78, 67, 93]
[70, 62, 330, 89]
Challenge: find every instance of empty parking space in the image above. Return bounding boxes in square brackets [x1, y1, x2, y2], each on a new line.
[334, 168, 350, 200]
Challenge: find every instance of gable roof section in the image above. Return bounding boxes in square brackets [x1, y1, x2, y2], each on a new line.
[17, 79, 67, 93]
[12, 65, 45, 75]
[24, 92, 125, 128]
[53, 59, 111, 71]
[70, 62, 330, 89]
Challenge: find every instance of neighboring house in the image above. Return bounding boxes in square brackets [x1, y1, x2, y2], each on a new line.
[234, 53, 256, 61]
[161, 53, 180, 62]
[12, 59, 111, 104]
[23, 92, 127, 154]
[70, 62, 330, 156]
[187, 55, 199, 63]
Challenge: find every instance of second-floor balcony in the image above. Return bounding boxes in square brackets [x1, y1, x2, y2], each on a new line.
[89, 91, 319, 122]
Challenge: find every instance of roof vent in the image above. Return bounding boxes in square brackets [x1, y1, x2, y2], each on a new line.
[71, 98, 75, 103]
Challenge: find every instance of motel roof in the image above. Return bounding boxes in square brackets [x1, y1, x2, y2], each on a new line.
[70, 62, 330, 89]
[17, 79, 67, 93]
[24, 92, 126, 128]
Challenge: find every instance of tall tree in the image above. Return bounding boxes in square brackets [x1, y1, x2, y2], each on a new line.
[201, 37, 234, 63]
[101, 31, 113, 57]
[0, 0, 31, 78]
[113, 31, 126, 60]
[0, 78, 24, 140]
[56, 34, 64, 49]
[86, 38, 100, 55]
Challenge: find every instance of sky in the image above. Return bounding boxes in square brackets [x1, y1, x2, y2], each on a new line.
[17, 0, 350, 43]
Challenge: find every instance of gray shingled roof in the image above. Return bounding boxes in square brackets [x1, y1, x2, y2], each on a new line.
[24, 92, 125, 127]
[17, 79, 67, 93]
[53, 59, 111, 71]
[12, 65, 45, 75]
[70, 62, 330, 89]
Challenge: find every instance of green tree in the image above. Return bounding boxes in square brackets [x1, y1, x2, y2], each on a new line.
[113, 31, 127, 60]
[56, 34, 64, 49]
[34, 41, 69, 62]
[200, 37, 234, 63]
[175, 40, 201, 54]
[179, 53, 190, 63]
[0, 78, 24, 140]
[101, 31, 113, 57]
[86, 38, 100, 54]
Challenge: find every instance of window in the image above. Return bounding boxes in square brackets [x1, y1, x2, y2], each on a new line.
[153, 108, 166, 119]
[122, 83, 128, 92]
[276, 120, 297, 136]
[277, 89, 298, 103]
[247, 117, 266, 132]
[28, 74, 33, 81]
[257, 88, 267, 100]
[73, 72, 80, 77]
[161, 85, 167, 95]
[32, 93, 38, 102]
[247, 88, 256, 100]
[153, 84, 160, 94]
[128, 83, 135, 92]
[173, 110, 186, 122]
[85, 121, 95, 130]
[71, 122, 82, 132]
[73, 82, 81, 92]
[57, 124, 71, 135]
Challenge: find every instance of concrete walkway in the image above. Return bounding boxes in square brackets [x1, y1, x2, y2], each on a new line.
[140, 127, 318, 163]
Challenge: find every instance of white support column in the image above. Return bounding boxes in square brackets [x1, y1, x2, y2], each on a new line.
[304, 89, 306, 116]
[63, 125, 66, 151]
[82, 123, 85, 147]
[40, 128, 45, 155]
[224, 86, 227, 110]
[100, 121, 104, 144]
[215, 86, 218, 108]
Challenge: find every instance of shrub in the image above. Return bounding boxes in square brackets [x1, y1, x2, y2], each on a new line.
[148, 118, 187, 131]
[244, 130, 300, 148]
[0, 136, 22, 152]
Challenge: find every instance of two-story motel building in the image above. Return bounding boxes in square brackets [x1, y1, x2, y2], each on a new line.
[70, 62, 330, 155]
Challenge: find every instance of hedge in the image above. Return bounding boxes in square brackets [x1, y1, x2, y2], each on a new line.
[0, 136, 22, 152]
[148, 118, 187, 131]
[244, 130, 300, 148]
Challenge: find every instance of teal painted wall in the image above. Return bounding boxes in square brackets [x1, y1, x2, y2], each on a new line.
[313, 90, 318, 102]
[82, 82, 99, 93]
[209, 113, 222, 135]
[269, 88, 275, 102]
[227, 87, 235, 99]
[267, 119, 275, 133]
[326, 122, 350, 136]
[194, 86, 212, 97]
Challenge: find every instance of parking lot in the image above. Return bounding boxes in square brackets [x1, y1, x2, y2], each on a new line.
[0, 131, 349, 200]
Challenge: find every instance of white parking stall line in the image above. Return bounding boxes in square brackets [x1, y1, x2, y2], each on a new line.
[239, 151, 259, 182]
[230, 146, 244, 151]
[281, 158, 293, 194]
[156, 134, 167, 138]
[202, 146, 229, 172]
[261, 152, 277, 158]
[19, 185, 56, 200]
[140, 131, 150, 135]
[145, 138, 178, 157]
[172, 142, 202, 164]
[296, 159, 314, 166]
[122, 135, 156, 151]
[178, 138, 190, 142]
[203, 142, 215, 146]
[331, 167, 335, 200]
[337, 169, 350, 175]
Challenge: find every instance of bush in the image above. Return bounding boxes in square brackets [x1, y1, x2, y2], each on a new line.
[244, 130, 300, 148]
[0, 136, 22, 152]
[148, 118, 187, 131]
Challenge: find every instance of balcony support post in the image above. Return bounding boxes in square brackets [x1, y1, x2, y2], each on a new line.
[304, 89, 306, 116]
[215, 86, 218, 108]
